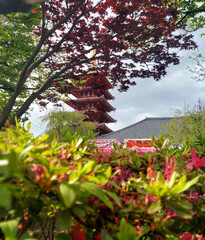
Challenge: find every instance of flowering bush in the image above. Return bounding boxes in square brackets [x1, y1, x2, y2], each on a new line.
[1, 124, 205, 239]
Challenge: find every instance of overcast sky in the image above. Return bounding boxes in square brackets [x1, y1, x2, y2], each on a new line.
[28, 31, 205, 136]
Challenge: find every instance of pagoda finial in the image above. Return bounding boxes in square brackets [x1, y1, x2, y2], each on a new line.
[90, 49, 96, 73]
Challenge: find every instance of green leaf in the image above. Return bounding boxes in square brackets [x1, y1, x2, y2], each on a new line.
[167, 200, 193, 219]
[170, 175, 187, 195]
[105, 191, 122, 207]
[59, 182, 80, 208]
[37, 135, 49, 142]
[0, 185, 11, 209]
[75, 138, 83, 148]
[179, 176, 200, 193]
[156, 172, 164, 182]
[56, 210, 71, 230]
[147, 202, 161, 214]
[79, 161, 96, 177]
[168, 172, 177, 189]
[56, 233, 71, 240]
[101, 229, 112, 240]
[105, 166, 112, 179]
[18, 145, 33, 163]
[118, 218, 138, 240]
[81, 182, 113, 209]
[0, 219, 18, 240]
[71, 206, 85, 217]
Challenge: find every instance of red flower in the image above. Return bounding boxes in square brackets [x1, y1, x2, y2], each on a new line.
[95, 232, 102, 240]
[70, 224, 86, 240]
[183, 148, 205, 170]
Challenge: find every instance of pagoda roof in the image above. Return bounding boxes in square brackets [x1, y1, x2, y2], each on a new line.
[83, 76, 113, 90]
[65, 96, 116, 112]
[84, 110, 116, 123]
[71, 87, 114, 100]
[96, 124, 113, 135]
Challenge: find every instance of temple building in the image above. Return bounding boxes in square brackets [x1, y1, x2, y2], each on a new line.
[65, 74, 116, 135]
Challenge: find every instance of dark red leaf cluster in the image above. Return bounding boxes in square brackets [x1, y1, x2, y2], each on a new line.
[36, 0, 196, 101]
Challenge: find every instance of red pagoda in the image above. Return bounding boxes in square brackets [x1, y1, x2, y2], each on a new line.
[65, 74, 116, 135]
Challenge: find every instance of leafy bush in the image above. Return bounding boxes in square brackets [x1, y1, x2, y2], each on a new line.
[1, 123, 205, 239]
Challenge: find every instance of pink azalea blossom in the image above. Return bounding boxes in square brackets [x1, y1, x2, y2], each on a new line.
[180, 232, 205, 240]
[30, 164, 46, 182]
[180, 232, 193, 240]
[183, 148, 205, 170]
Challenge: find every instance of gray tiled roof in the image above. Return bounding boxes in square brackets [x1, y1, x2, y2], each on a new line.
[97, 117, 172, 143]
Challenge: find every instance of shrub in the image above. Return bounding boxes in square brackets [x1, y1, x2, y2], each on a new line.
[1, 124, 205, 239]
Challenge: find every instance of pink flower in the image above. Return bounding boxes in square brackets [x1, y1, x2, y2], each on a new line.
[194, 234, 205, 240]
[179, 232, 193, 240]
[30, 164, 46, 182]
[183, 148, 205, 170]
[179, 232, 205, 240]
[161, 209, 178, 223]
[188, 191, 200, 204]
[164, 156, 176, 181]
[145, 194, 158, 204]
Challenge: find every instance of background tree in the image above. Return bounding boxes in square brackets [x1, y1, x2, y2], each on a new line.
[0, 0, 197, 129]
[0, 12, 41, 121]
[41, 110, 96, 141]
[177, 0, 205, 30]
[162, 100, 205, 145]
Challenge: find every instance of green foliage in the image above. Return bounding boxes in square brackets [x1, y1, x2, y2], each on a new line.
[188, 51, 205, 82]
[0, 122, 115, 239]
[40, 110, 96, 142]
[0, 10, 41, 120]
[1, 122, 205, 239]
[163, 100, 205, 145]
[177, 0, 205, 30]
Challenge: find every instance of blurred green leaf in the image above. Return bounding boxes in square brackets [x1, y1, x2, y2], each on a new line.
[0, 219, 18, 240]
[167, 200, 193, 219]
[147, 202, 161, 214]
[101, 229, 112, 240]
[0, 185, 11, 209]
[117, 218, 138, 240]
[56, 210, 71, 230]
[81, 182, 113, 209]
[60, 182, 80, 208]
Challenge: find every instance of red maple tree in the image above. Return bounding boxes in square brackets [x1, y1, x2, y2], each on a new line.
[0, 0, 197, 128]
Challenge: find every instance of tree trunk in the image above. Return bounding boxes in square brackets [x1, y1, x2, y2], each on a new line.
[0, 88, 23, 129]
[9, 81, 52, 126]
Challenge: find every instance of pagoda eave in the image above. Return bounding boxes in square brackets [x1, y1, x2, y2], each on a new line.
[65, 96, 116, 112]
[72, 87, 114, 100]
[96, 124, 113, 135]
[84, 110, 116, 123]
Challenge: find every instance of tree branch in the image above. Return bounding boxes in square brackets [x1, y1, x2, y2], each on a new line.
[176, 8, 205, 26]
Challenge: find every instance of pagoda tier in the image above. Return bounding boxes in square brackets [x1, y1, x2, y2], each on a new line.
[66, 96, 116, 113]
[83, 110, 116, 124]
[66, 73, 116, 136]
[84, 75, 113, 89]
[72, 87, 114, 100]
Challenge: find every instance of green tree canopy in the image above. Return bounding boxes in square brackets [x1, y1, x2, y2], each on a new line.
[41, 110, 96, 141]
[177, 0, 205, 30]
[0, 10, 41, 121]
